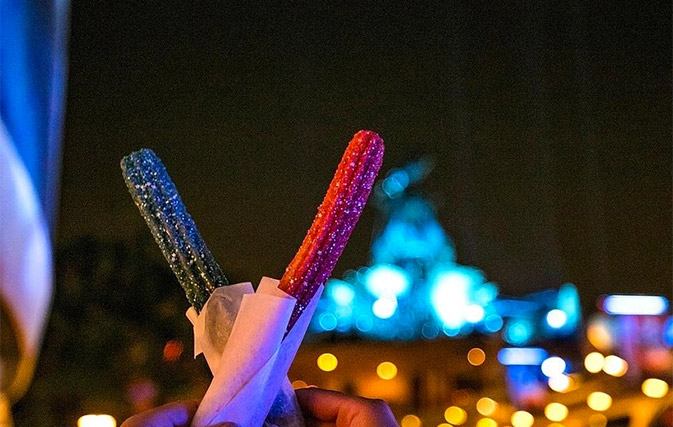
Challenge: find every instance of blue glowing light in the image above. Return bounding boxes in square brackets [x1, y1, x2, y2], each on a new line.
[546, 309, 568, 329]
[355, 315, 373, 332]
[421, 322, 440, 339]
[483, 314, 504, 333]
[327, 279, 356, 306]
[465, 304, 485, 323]
[557, 283, 581, 328]
[474, 282, 499, 305]
[364, 264, 411, 298]
[664, 317, 673, 347]
[381, 170, 410, 198]
[497, 347, 548, 366]
[372, 296, 397, 319]
[429, 266, 482, 328]
[603, 295, 669, 316]
[503, 318, 534, 345]
[318, 313, 337, 331]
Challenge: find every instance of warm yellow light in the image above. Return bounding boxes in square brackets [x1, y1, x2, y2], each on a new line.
[291, 380, 308, 389]
[317, 353, 338, 372]
[602, 355, 628, 377]
[642, 378, 669, 398]
[548, 374, 572, 392]
[444, 406, 467, 425]
[377, 361, 398, 380]
[587, 321, 612, 350]
[437, 424, 453, 427]
[401, 414, 422, 427]
[77, 414, 117, 427]
[476, 418, 498, 427]
[587, 392, 612, 411]
[468, 348, 486, 366]
[588, 414, 607, 427]
[547, 424, 566, 427]
[476, 397, 498, 416]
[584, 352, 605, 373]
[544, 403, 568, 422]
[511, 411, 534, 427]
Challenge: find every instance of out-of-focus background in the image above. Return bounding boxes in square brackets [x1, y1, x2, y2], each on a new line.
[4, 1, 671, 426]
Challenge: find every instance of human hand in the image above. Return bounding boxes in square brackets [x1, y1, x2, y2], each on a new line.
[120, 400, 234, 427]
[296, 388, 399, 427]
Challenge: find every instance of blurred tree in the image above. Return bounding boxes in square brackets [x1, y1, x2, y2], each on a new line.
[12, 235, 211, 426]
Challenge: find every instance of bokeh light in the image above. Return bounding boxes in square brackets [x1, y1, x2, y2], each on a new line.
[602, 355, 628, 377]
[476, 418, 498, 427]
[544, 403, 568, 422]
[468, 348, 486, 366]
[584, 352, 604, 373]
[642, 378, 669, 398]
[77, 415, 117, 427]
[465, 304, 485, 323]
[372, 296, 398, 319]
[376, 362, 398, 380]
[444, 406, 468, 425]
[503, 319, 534, 345]
[588, 414, 608, 427]
[365, 264, 411, 298]
[511, 411, 534, 427]
[162, 340, 183, 362]
[328, 279, 356, 306]
[546, 309, 567, 328]
[317, 353, 338, 372]
[587, 392, 612, 411]
[541, 357, 566, 377]
[586, 317, 613, 350]
[476, 397, 498, 416]
[548, 374, 573, 393]
[401, 414, 422, 427]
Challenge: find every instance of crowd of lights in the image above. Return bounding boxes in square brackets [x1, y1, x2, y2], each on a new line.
[297, 342, 671, 427]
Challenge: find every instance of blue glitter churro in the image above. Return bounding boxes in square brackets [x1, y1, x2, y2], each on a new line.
[121, 149, 228, 311]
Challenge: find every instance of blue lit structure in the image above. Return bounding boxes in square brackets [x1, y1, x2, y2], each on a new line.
[310, 160, 582, 343]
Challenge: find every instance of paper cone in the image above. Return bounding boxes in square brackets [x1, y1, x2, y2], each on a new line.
[188, 277, 323, 427]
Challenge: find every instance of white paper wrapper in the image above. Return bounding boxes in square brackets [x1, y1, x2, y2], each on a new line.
[186, 277, 323, 427]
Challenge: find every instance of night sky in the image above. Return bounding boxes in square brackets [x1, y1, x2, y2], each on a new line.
[57, 1, 671, 310]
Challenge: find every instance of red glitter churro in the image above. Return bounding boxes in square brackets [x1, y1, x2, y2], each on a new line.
[279, 130, 384, 331]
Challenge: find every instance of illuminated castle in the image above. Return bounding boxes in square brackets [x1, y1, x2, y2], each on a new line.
[309, 160, 581, 345]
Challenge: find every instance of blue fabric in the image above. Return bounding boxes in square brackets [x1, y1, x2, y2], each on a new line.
[0, 0, 68, 230]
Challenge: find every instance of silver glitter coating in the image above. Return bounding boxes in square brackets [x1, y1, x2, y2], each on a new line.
[121, 149, 228, 312]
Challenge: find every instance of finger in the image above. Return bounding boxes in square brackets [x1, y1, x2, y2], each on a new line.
[121, 400, 199, 427]
[296, 388, 350, 421]
[296, 388, 399, 427]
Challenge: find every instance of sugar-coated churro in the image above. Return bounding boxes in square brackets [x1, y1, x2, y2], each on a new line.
[279, 130, 385, 331]
[121, 149, 228, 311]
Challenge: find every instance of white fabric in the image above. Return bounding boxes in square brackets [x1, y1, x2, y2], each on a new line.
[0, 120, 53, 391]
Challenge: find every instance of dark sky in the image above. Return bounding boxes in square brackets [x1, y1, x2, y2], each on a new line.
[57, 1, 671, 309]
